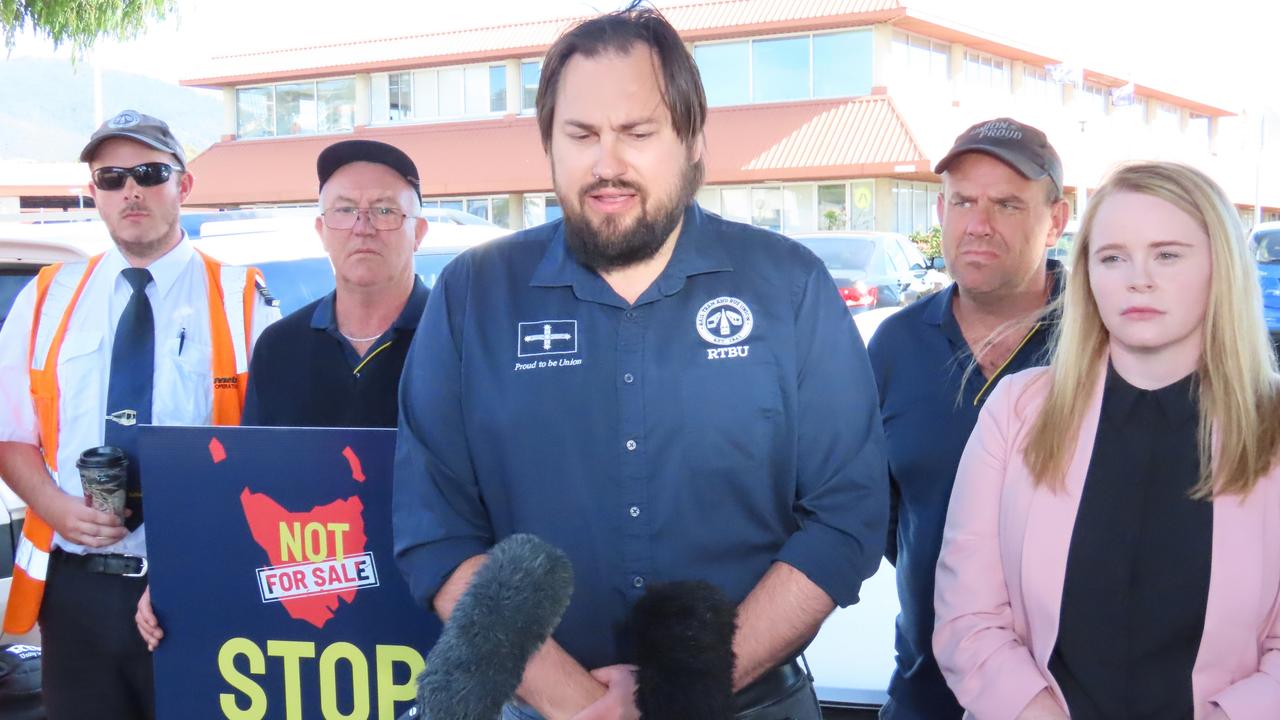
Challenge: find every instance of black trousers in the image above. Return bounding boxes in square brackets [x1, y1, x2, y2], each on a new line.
[38, 552, 155, 720]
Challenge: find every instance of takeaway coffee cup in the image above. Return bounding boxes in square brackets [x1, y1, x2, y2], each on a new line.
[76, 446, 128, 521]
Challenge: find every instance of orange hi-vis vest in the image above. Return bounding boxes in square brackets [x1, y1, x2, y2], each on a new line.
[3, 250, 264, 634]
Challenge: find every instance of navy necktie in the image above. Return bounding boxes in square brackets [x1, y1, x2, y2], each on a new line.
[104, 267, 154, 531]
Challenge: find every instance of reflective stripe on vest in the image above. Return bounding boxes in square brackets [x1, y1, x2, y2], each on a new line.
[3, 251, 258, 634]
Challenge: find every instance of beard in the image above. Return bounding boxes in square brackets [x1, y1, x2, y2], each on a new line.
[559, 158, 704, 273]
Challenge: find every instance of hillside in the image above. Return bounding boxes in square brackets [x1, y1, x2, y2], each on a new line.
[0, 57, 222, 162]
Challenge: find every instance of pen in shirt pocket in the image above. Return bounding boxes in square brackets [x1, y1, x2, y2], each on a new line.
[178, 328, 186, 356]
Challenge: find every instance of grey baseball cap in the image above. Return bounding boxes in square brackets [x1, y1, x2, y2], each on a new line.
[934, 117, 1062, 193]
[79, 110, 187, 169]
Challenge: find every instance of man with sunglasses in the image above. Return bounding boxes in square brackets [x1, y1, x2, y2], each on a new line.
[0, 109, 280, 720]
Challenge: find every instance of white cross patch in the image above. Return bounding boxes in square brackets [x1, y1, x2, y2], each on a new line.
[517, 320, 578, 357]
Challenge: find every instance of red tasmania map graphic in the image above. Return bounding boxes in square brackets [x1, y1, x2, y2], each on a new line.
[239, 490, 369, 629]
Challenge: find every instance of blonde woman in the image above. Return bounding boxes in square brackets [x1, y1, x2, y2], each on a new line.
[933, 161, 1280, 720]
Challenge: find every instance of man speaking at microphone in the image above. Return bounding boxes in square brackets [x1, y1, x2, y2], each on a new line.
[392, 4, 888, 719]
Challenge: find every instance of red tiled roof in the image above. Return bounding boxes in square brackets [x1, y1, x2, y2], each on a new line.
[184, 95, 926, 206]
[183, 0, 905, 86]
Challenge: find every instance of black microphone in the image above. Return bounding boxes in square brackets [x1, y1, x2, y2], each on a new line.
[632, 580, 738, 720]
[403, 533, 574, 720]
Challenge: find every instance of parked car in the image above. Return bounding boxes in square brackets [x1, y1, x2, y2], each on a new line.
[791, 231, 934, 314]
[1249, 222, 1280, 354]
[419, 207, 512, 245]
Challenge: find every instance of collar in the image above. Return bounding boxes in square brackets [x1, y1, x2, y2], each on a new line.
[1103, 361, 1199, 426]
[529, 203, 733, 307]
[311, 275, 428, 333]
[101, 232, 194, 300]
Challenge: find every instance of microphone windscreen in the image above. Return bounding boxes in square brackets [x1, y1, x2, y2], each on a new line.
[416, 533, 574, 720]
[632, 580, 737, 720]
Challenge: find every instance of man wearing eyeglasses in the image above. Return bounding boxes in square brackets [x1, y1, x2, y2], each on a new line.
[132, 139, 430, 653]
[0, 109, 280, 720]
[238, 139, 429, 428]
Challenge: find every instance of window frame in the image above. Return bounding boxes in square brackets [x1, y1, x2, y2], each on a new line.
[235, 76, 357, 139]
[693, 26, 874, 108]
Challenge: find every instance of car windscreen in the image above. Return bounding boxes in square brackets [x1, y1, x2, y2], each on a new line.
[1254, 229, 1280, 264]
[255, 257, 337, 316]
[0, 268, 39, 333]
[795, 237, 876, 272]
[413, 252, 459, 288]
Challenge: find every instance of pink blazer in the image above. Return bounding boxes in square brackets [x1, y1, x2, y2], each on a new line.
[933, 366, 1280, 720]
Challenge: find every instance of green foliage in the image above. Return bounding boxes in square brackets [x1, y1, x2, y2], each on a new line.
[910, 224, 943, 259]
[1, 0, 175, 58]
[821, 208, 846, 231]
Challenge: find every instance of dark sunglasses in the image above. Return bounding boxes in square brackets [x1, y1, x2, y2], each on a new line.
[91, 162, 178, 191]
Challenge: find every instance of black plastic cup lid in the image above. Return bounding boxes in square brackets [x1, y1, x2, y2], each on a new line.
[76, 446, 128, 469]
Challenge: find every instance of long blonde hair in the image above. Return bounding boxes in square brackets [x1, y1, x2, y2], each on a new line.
[1024, 162, 1280, 498]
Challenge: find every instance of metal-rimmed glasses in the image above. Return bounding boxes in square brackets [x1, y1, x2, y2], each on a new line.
[320, 206, 412, 231]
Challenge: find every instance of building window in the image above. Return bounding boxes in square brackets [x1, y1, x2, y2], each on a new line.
[752, 36, 809, 103]
[892, 181, 941, 236]
[1188, 113, 1212, 150]
[373, 63, 508, 123]
[1021, 67, 1059, 105]
[1080, 82, 1109, 118]
[388, 72, 413, 121]
[696, 181, 873, 233]
[521, 60, 541, 112]
[694, 29, 872, 107]
[424, 195, 514, 228]
[891, 31, 950, 87]
[694, 42, 750, 106]
[963, 51, 1010, 93]
[522, 194, 563, 228]
[236, 86, 273, 139]
[317, 79, 355, 133]
[489, 66, 507, 114]
[1154, 101, 1181, 135]
[813, 31, 874, 99]
[236, 78, 355, 138]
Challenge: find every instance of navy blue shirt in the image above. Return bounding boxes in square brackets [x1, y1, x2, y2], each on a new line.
[866, 264, 1061, 719]
[242, 277, 427, 428]
[394, 203, 888, 670]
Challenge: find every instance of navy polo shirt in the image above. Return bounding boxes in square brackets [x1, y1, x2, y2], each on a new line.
[394, 203, 888, 670]
[866, 262, 1062, 719]
[241, 277, 428, 428]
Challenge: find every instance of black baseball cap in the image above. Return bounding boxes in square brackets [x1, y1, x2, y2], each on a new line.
[80, 110, 187, 170]
[934, 117, 1062, 194]
[317, 140, 421, 199]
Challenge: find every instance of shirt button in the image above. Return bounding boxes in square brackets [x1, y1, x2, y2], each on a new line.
[623, 373, 634, 384]
[625, 311, 636, 319]
[625, 439, 637, 451]
[632, 576, 645, 588]
[629, 505, 640, 517]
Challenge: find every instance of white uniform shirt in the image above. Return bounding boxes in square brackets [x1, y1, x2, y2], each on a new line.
[0, 237, 279, 557]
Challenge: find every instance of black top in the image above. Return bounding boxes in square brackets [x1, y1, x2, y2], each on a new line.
[1049, 364, 1212, 720]
[241, 277, 428, 429]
